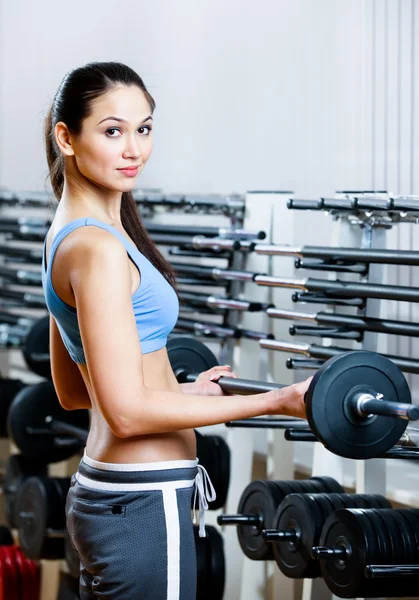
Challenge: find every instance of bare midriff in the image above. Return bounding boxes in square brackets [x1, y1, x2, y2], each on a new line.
[78, 350, 197, 464]
[46, 215, 197, 465]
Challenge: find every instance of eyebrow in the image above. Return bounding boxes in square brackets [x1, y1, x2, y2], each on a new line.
[98, 115, 153, 125]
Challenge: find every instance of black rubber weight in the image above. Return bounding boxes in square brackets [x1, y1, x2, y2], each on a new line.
[305, 351, 411, 459]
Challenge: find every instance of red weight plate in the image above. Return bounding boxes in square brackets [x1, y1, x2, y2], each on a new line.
[0, 547, 16, 600]
[27, 558, 41, 600]
[19, 551, 40, 600]
[0, 549, 3, 600]
[8, 547, 21, 600]
[13, 548, 25, 600]
[15, 548, 34, 600]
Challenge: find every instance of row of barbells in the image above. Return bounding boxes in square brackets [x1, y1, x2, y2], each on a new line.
[218, 477, 419, 598]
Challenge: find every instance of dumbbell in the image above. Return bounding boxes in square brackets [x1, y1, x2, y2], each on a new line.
[263, 492, 391, 578]
[313, 508, 419, 597]
[217, 476, 343, 560]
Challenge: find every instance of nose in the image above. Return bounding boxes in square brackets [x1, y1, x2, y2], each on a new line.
[122, 133, 142, 160]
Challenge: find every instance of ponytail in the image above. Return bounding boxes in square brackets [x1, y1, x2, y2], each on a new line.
[44, 107, 64, 201]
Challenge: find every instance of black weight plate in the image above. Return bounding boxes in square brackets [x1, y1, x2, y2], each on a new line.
[65, 531, 80, 579]
[390, 510, 416, 563]
[359, 509, 390, 598]
[326, 493, 353, 510]
[195, 433, 230, 511]
[194, 525, 225, 600]
[319, 508, 376, 598]
[205, 525, 225, 600]
[167, 337, 218, 382]
[0, 525, 13, 546]
[7, 381, 89, 463]
[351, 494, 391, 510]
[22, 316, 51, 379]
[367, 509, 393, 562]
[47, 478, 68, 530]
[271, 480, 294, 498]
[237, 480, 284, 560]
[3, 454, 48, 529]
[211, 435, 230, 510]
[310, 476, 344, 493]
[273, 493, 324, 579]
[194, 526, 209, 592]
[312, 493, 336, 522]
[0, 379, 26, 438]
[305, 351, 411, 459]
[296, 479, 325, 494]
[373, 509, 405, 564]
[403, 510, 419, 559]
[15, 476, 64, 559]
[385, 509, 412, 564]
[376, 495, 393, 508]
[286, 480, 316, 495]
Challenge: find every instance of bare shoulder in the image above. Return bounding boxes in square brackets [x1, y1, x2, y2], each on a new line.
[56, 225, 126, 265]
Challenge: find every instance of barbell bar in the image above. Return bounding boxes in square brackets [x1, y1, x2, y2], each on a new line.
[255, 274, 419, 303]
[294, 258, 368, 275]
[0, 245, 43, 265]
[268, 307, 419, 338]
[171, 262, 258, 282]
[143, 221, 266, 240]
[259, 338, 419, 375]
[179, 291, 272, 312]
[254, 244, 419, 266]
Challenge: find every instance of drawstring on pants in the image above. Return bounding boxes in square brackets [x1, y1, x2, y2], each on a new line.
[192, 462, 217, 537]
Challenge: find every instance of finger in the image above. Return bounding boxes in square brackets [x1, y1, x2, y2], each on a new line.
[209, 371, 234, 381]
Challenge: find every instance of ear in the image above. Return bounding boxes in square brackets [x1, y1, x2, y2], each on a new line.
[55, 122, 75, 157]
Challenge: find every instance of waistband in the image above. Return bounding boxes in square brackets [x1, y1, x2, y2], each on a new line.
[75, 451, 216, 537]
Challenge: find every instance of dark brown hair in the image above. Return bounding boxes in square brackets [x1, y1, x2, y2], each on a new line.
[44, 61, 177, 290]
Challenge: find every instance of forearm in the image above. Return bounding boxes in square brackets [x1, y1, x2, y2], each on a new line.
[179, 381, 201, 395]
[116, 386, 298, 438]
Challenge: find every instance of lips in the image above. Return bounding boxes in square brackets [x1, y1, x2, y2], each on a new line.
[118, 166, 139, 177]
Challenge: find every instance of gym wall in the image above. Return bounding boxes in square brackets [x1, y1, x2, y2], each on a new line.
[1, 0, 367, 195]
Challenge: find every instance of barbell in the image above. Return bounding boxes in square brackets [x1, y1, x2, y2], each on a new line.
[217, 477, 343, 561]
[314, 507, 419, 597]
[175, 338, 418, 460]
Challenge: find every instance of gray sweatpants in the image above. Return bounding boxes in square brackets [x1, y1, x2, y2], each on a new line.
[66, 453, 215, 599]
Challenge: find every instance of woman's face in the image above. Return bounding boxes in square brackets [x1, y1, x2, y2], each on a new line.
[70, 85, 153, 193]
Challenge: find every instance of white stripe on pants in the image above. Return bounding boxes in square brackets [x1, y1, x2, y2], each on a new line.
[163, 488, 180, 599]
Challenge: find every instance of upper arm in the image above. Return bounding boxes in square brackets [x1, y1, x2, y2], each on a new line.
[49, 316, 92, 410]
[69, 229, 146, 436]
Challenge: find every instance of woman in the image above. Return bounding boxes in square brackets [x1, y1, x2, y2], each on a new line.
[41, 61, 310, 599]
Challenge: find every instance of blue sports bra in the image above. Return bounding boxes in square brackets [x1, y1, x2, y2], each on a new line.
[41, 217, 179, 363]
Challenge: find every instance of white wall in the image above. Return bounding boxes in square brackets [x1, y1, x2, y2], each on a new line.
[0, 0, 368, 196]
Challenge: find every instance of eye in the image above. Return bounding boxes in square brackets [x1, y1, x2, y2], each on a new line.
[106, 128, 121, 137]
[138, 125, 152, 135]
